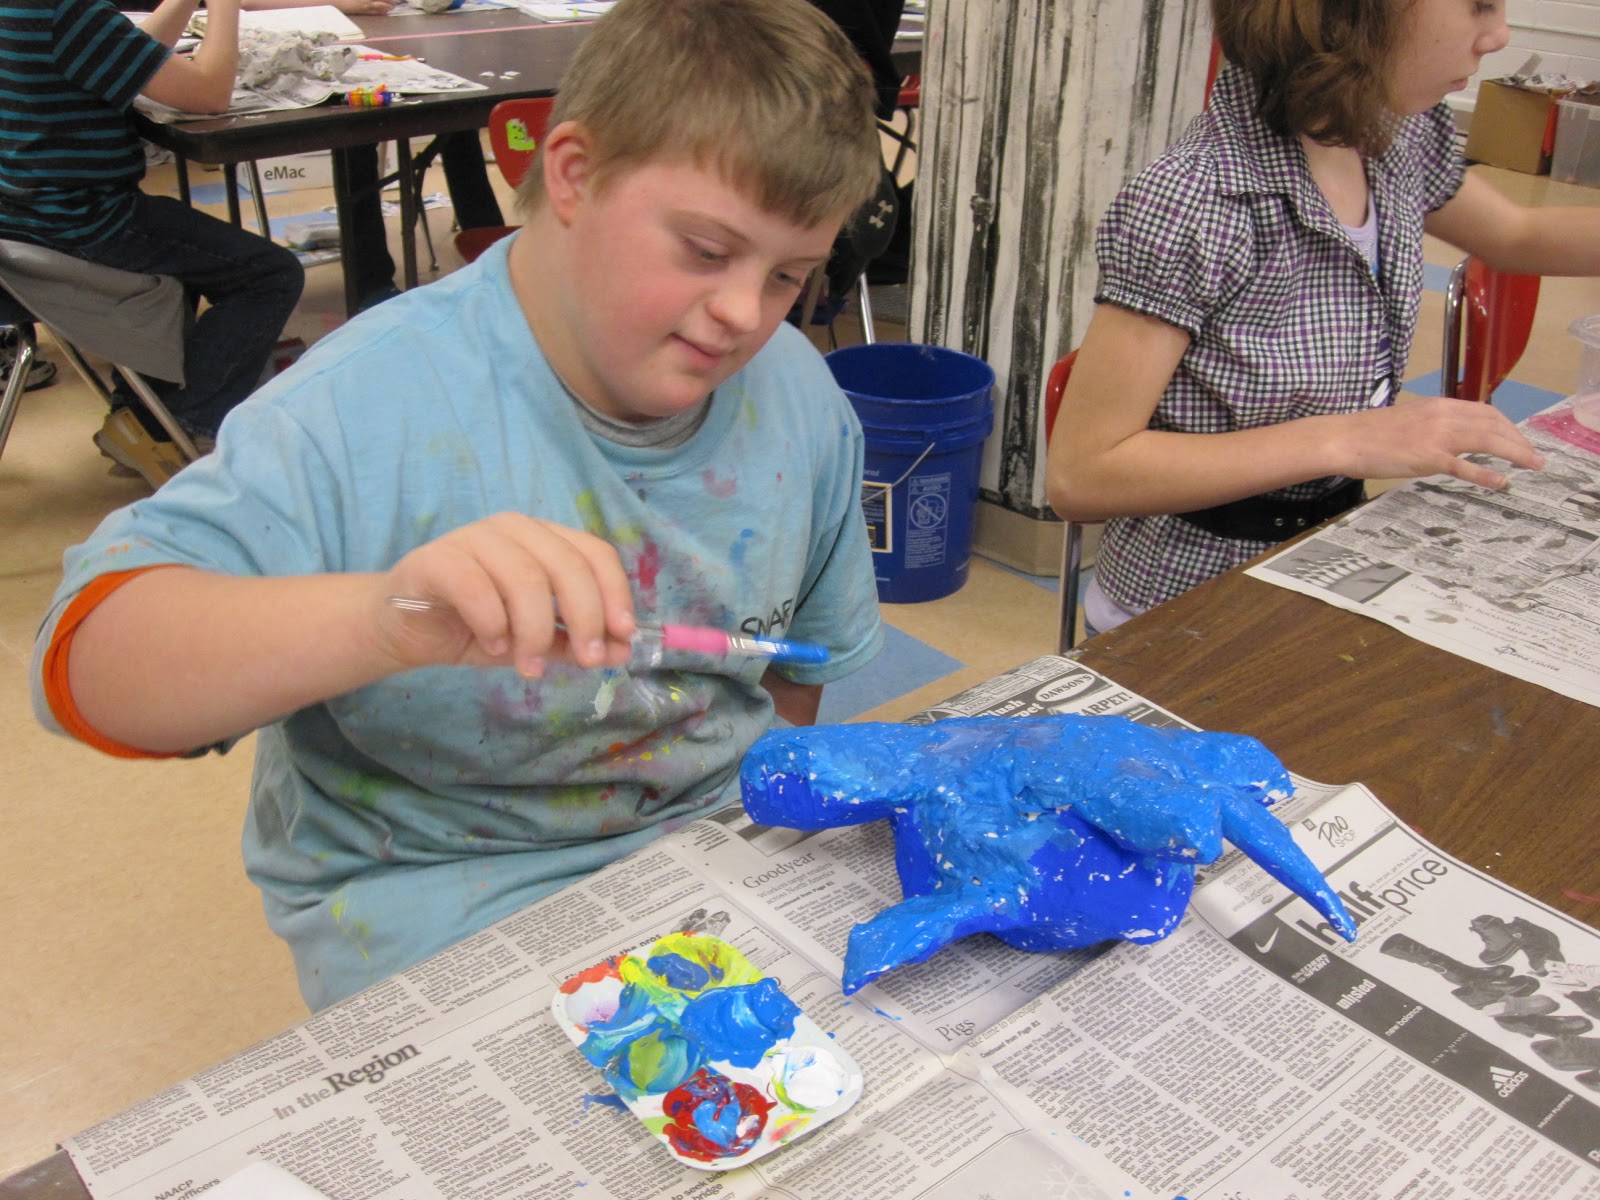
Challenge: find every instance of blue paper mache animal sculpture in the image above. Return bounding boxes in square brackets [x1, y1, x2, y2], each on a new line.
[740, 714, 1357, 994]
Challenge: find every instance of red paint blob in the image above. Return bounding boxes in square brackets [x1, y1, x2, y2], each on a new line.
[661, 1068, 772, 1161]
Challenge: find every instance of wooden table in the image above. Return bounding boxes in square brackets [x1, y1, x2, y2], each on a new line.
[1073, 562, 1600, 929]
[137, 11, 924, 313]
[136, 11, 589, 312]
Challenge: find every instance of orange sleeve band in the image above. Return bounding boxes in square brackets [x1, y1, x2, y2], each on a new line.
[42, 566, 184, 760]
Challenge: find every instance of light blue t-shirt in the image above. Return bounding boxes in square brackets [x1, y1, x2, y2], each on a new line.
[34, 236, 883, 1009]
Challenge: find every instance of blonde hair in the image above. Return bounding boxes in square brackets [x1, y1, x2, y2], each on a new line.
[1210, 0, 1409, 156]
[517, 0, 882, 226]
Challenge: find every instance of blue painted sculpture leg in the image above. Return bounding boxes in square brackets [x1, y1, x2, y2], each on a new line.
[741, 714, 1356, 993]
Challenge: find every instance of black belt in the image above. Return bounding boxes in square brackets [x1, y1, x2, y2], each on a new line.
[1175, 478, 1365, 543]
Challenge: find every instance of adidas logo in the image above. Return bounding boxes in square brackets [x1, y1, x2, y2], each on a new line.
[1491, 1065, 1528, 1098]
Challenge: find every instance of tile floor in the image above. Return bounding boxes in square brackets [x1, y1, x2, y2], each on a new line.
[1, 153, 1596, 1176]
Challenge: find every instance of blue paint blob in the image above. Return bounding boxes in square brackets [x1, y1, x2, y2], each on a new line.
[677, 979, 800, 1068]
[739, 713, 1357, 993]
[580, 1093, 629, 1114]
[647, 950, 722, 991]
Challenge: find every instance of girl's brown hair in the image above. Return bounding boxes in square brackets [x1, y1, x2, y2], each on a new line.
[1210, 0, 1411, 155]
[518, 0, 881, 227]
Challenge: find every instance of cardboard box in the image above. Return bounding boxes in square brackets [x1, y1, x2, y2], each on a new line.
[1465, 80, 1562, 174]
[253, 150, 334, 191]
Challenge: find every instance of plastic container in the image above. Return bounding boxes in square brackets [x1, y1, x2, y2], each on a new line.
[1551, 97, 1600, 187]
[1574, 313, 1600, 396]
[825, 343, 995, 604]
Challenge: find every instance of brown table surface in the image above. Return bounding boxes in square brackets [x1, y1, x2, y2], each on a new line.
[1072, 561, 1600, 930]
[135, 11, 589, 164]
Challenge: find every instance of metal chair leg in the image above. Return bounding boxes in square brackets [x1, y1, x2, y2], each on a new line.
[856, 273, 877, 345]
[1057, 521, 1084, 654]
[243, 160, 273, 240]
[0, 322, 36, 463]
[50, 331, 199, 460]
[1441, 258, 1467, 400]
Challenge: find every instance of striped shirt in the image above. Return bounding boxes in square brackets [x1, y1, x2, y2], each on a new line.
[0, 0, 170, 247]
[1091, 63, 1464, 614]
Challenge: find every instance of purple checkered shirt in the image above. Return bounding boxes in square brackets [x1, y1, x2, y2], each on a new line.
[1091, 63, 1464, 613]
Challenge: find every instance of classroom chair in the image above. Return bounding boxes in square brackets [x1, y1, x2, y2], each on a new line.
[453, 97, 556, 264]
[1440, 256, 1541, 403]
[1042, 349, 1085, 654]
[0, 240, 199, 466]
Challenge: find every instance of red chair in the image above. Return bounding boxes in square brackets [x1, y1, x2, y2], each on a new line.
[1440, 257, 1541, 402]
[453, 97, 556, 264]
[884, 73, 920, 182]
[1042, 350, 1084, 653]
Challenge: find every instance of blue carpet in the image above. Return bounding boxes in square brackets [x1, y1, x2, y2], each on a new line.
[989, 558, 1060, 594]
[817, 622, 963, 723]
[1403, 368, 1564, 424]
[185, 179, 292, 206]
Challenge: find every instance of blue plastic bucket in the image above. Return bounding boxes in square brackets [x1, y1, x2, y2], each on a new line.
[826, 343, 995, 604]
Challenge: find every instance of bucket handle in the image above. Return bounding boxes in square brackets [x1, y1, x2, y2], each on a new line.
[884, 443, 937, 489]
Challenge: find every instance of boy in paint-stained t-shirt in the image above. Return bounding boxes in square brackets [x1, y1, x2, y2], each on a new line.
[32, 0, 884, 1010]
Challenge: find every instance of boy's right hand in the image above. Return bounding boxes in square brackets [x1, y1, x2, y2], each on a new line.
[375, 514, 638, 678]
[1335, 396, 1545, 490]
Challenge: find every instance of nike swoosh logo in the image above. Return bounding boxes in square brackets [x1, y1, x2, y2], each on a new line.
[1255, 929, 1279, 954]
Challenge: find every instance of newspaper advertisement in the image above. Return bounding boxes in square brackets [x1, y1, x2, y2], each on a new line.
[61, 659, 1600, 1200]
[1246, 409, 1600, 708]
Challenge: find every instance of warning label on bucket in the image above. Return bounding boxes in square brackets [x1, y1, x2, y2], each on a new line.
[861, 481, 891, 553]
[904, 472, 951, 567]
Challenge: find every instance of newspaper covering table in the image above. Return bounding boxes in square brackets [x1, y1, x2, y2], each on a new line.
[61, 659, 1600, 1199]
[1247, 401, 1600, 708]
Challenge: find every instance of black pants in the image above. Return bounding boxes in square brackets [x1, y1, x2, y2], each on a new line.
[71, 193, 304, 436]
[341, 130, 505, 301]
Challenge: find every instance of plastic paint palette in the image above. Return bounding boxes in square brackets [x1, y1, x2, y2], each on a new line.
[552, 933, 863, 1170]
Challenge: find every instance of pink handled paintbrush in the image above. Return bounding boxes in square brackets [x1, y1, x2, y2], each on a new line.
[385, 596, 829, 666]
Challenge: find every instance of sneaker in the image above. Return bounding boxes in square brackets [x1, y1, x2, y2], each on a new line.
[93, 407, 187, 489]
[0, 353, 56, 392]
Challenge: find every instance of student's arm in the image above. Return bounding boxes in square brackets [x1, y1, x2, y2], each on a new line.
[140, 0, 240, 113]
[1426, 173, 1600, 277]
[762, 670, 822, 726]
[240, 0, 395, 14]
[1047, 302, 1545, 523]
[136, 0, 203, 48]
[63, 514, 638, 753]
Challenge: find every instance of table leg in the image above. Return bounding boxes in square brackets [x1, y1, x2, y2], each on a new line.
[331, 147, 362, 318]
[223, 162, 241, 227]
[176, 155, 191, 207]
[395, 139, 418, 291]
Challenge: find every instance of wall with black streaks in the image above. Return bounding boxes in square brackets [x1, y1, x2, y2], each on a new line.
[909, 0, 1212, 519]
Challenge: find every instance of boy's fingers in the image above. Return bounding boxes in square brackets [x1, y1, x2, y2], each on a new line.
[488, 518, 619, 670]
[547, 525, 638, 639]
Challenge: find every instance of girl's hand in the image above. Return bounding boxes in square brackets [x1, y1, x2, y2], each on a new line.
[373, 513, 637, 677]
[1332, 396, 1545, 490]
[335, 0, 395, 12]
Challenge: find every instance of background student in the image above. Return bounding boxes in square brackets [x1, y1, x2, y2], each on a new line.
[1047, 0, 1600, 635]
[32, 0, 885, 1012]
[0, 0, 304, 487]
[240, 0, 505, 312]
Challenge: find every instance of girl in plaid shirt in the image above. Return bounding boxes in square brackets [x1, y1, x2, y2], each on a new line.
[1047, 0, 1600, 632]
